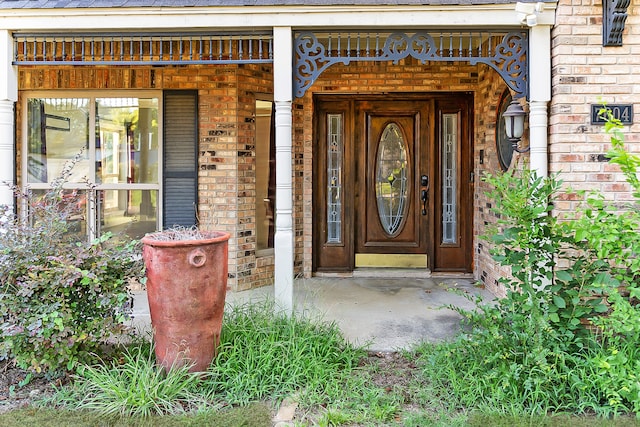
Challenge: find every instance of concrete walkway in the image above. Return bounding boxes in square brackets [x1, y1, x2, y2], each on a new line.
[130, 275, 494, 352]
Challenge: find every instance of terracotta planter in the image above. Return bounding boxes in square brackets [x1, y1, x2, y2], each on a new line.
[141, 230, 230, 372]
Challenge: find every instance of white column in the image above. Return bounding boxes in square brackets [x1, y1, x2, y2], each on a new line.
[273, 27, 294, 315]
[528, 100, 548, 177]
[527, 25, 551, 178]
[0, 30, 17, 208]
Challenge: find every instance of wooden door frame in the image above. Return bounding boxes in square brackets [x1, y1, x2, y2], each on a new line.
[312, 93, 473, 273]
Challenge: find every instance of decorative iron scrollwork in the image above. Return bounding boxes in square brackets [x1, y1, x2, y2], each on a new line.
[477, 32, 528, 98]
[294, 30, 529, 99]
[381, 33, 439, 62]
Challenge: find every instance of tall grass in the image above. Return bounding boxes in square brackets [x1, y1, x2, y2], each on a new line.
[22, 297, 640, 425]
[59, 344, 209, 417]
[204, 300, 366, 405]
[47, 299, 366, 420]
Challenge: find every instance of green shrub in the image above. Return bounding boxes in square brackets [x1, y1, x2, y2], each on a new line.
[418, 168, 588, 414]
[0, 158, 144, 374]
[418, 108, 640, 417]
[565, 109, 640, 416]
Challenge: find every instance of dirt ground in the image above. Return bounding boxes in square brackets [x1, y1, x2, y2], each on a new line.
[0, 361, 62, 414]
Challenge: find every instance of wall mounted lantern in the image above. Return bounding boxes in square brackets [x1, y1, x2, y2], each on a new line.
[502, 100, 528, 153]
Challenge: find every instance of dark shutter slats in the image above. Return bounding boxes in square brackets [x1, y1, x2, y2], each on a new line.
[163, 91, 198, 229]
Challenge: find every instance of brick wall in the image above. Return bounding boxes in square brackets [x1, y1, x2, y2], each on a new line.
[193, 66, 242, 289]
[551, 0, 640, 212]
[16, 63, 274, 291]
[472, 65, 518, 297]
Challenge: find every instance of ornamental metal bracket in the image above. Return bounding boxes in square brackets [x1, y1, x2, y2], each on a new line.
[294, 30, 529, 99]
[603, 0, 630, 46]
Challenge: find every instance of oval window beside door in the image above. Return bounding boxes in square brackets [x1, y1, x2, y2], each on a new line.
[375, 123, 409, 236]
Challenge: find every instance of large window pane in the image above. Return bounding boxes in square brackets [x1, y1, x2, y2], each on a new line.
[96, 97, 159, 185]
[99, 189, 157, 239]
[25, 93, 162, 242]
[27, 98, 90, 183]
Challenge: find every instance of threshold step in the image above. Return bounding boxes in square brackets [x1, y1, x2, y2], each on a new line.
[352, 268, 432, 279]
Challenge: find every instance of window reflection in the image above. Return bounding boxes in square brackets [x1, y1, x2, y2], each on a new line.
[27, 98, 90, 183]
[255, 99, 275, 252]
[99, 190, 157, 239]
[96, 98, 159, 185]
[30, 189, 88, 238]
[25, 95, 160, 241]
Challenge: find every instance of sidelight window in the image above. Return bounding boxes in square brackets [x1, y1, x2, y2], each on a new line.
[441, 113, 458, 244]
[326, 114, 343, 244]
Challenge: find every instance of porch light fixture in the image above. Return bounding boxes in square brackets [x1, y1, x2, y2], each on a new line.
[502, 100, 529, 153]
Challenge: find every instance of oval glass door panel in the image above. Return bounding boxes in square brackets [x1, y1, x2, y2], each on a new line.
[375, 123, 409, 236]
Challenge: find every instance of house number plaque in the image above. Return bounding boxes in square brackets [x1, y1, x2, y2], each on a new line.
[591, 104, 633, 125]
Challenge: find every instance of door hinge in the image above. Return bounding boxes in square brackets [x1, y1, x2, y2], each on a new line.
[470, 172, 475, 183]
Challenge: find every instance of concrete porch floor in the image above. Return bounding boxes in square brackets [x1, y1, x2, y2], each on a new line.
[130, 275, 494, 352]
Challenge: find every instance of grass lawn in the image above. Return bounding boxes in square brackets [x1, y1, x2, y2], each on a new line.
[1, 301, 639, 426]
[0, 404, 272, 427]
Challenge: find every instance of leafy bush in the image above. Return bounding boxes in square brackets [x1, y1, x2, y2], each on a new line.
[0, 158, 144, 374]
[418, 109, 640, 417]
[566, 110, 640, 416]
[418, 168, 588, 414]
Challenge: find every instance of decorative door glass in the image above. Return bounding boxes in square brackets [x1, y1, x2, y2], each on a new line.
[327, 114, 343, 243]
[442, 113, 458, 244]
[375, 123, 408, 236]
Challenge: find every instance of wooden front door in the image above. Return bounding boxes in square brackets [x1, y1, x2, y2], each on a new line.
[355, 100, 428, 259]
[313, 94, 472, 273]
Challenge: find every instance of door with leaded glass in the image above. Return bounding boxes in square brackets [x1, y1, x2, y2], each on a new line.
[354, 100, 429, 266]
[313, 94, 472, 273]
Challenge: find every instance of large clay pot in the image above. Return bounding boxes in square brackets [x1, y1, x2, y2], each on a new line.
[141, 230, 230, 372]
